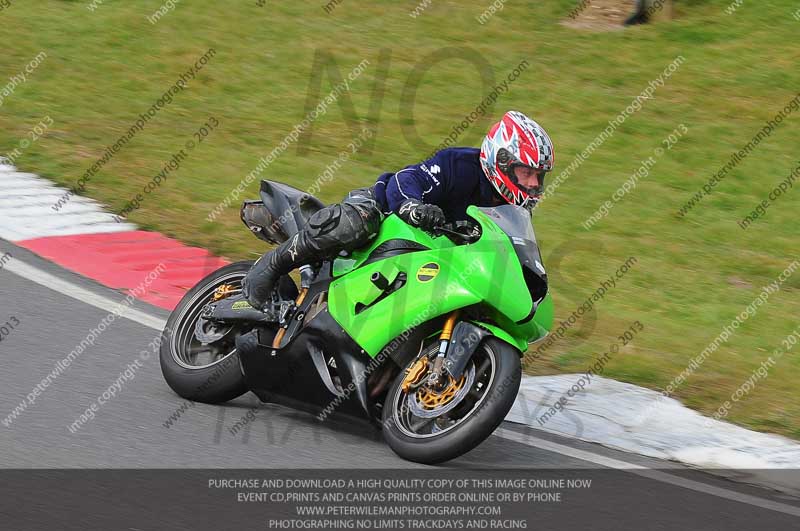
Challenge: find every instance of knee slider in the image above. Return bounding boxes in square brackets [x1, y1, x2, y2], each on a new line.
[307, 204, 343, 237]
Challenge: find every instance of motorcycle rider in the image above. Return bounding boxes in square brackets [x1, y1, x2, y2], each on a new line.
[242, 110, 555, 310]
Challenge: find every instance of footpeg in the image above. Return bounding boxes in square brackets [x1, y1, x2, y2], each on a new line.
[371, 271, 389, 291]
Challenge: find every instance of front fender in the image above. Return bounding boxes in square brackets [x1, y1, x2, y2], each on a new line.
[471, 321, 527, 354]
[442, 320, 527, 380]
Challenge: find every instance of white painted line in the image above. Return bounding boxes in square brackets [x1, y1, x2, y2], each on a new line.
[495, 427, 646, 469]
[3, 257, 166, 331]
[494, 428, 800, 518]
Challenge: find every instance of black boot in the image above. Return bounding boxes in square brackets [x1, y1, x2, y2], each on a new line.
[242, 232, 314, 310]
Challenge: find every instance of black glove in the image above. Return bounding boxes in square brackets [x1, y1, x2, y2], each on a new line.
[397, 199, 446, 232]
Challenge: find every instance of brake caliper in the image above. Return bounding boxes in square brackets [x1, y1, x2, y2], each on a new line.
[212, 283, 237, 301]
[402, 357, 429, 393]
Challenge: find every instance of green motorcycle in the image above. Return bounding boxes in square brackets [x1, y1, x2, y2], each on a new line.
[159, 180, 553, 464]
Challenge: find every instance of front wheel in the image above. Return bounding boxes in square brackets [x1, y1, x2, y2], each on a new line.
[382, 336, 521, 464]
[159, 261, 254, 404]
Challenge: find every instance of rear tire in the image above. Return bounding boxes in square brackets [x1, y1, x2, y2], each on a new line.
[159, 261, 254, 404]
[382, 337, 521, 464]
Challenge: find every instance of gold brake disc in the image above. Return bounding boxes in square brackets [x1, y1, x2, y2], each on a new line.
[402, 356, 468, 409]
[416, 375, 466, 409]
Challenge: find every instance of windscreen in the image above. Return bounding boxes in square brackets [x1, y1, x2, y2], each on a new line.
[478, 204, 547, 304]
[477, 204, 537, 243]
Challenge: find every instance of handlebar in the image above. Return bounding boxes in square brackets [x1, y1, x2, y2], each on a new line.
[433, 220, 481, 244]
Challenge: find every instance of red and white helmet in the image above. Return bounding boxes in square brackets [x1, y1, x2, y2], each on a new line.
[480, 110, 554, 208]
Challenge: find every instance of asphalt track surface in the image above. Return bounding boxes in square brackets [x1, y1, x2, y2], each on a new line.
[1, 237, 799, 530]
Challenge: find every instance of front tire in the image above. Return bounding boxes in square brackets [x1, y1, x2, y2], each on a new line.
[382, 337, 521, 464]
[159, 261, 254, 404]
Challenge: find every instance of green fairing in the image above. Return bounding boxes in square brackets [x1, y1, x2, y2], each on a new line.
[327, 206, 554, 357]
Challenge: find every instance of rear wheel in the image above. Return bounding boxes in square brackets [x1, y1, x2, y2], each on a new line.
[382, 336, 521, 464]
[159, 261, 254, 404]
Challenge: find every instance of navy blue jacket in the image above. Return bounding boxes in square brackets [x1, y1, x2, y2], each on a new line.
[374, 147, 504, 221]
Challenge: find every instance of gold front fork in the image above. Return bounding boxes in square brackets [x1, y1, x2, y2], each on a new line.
[440, 311, 460, 342]
[430, 310, 460, 385]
